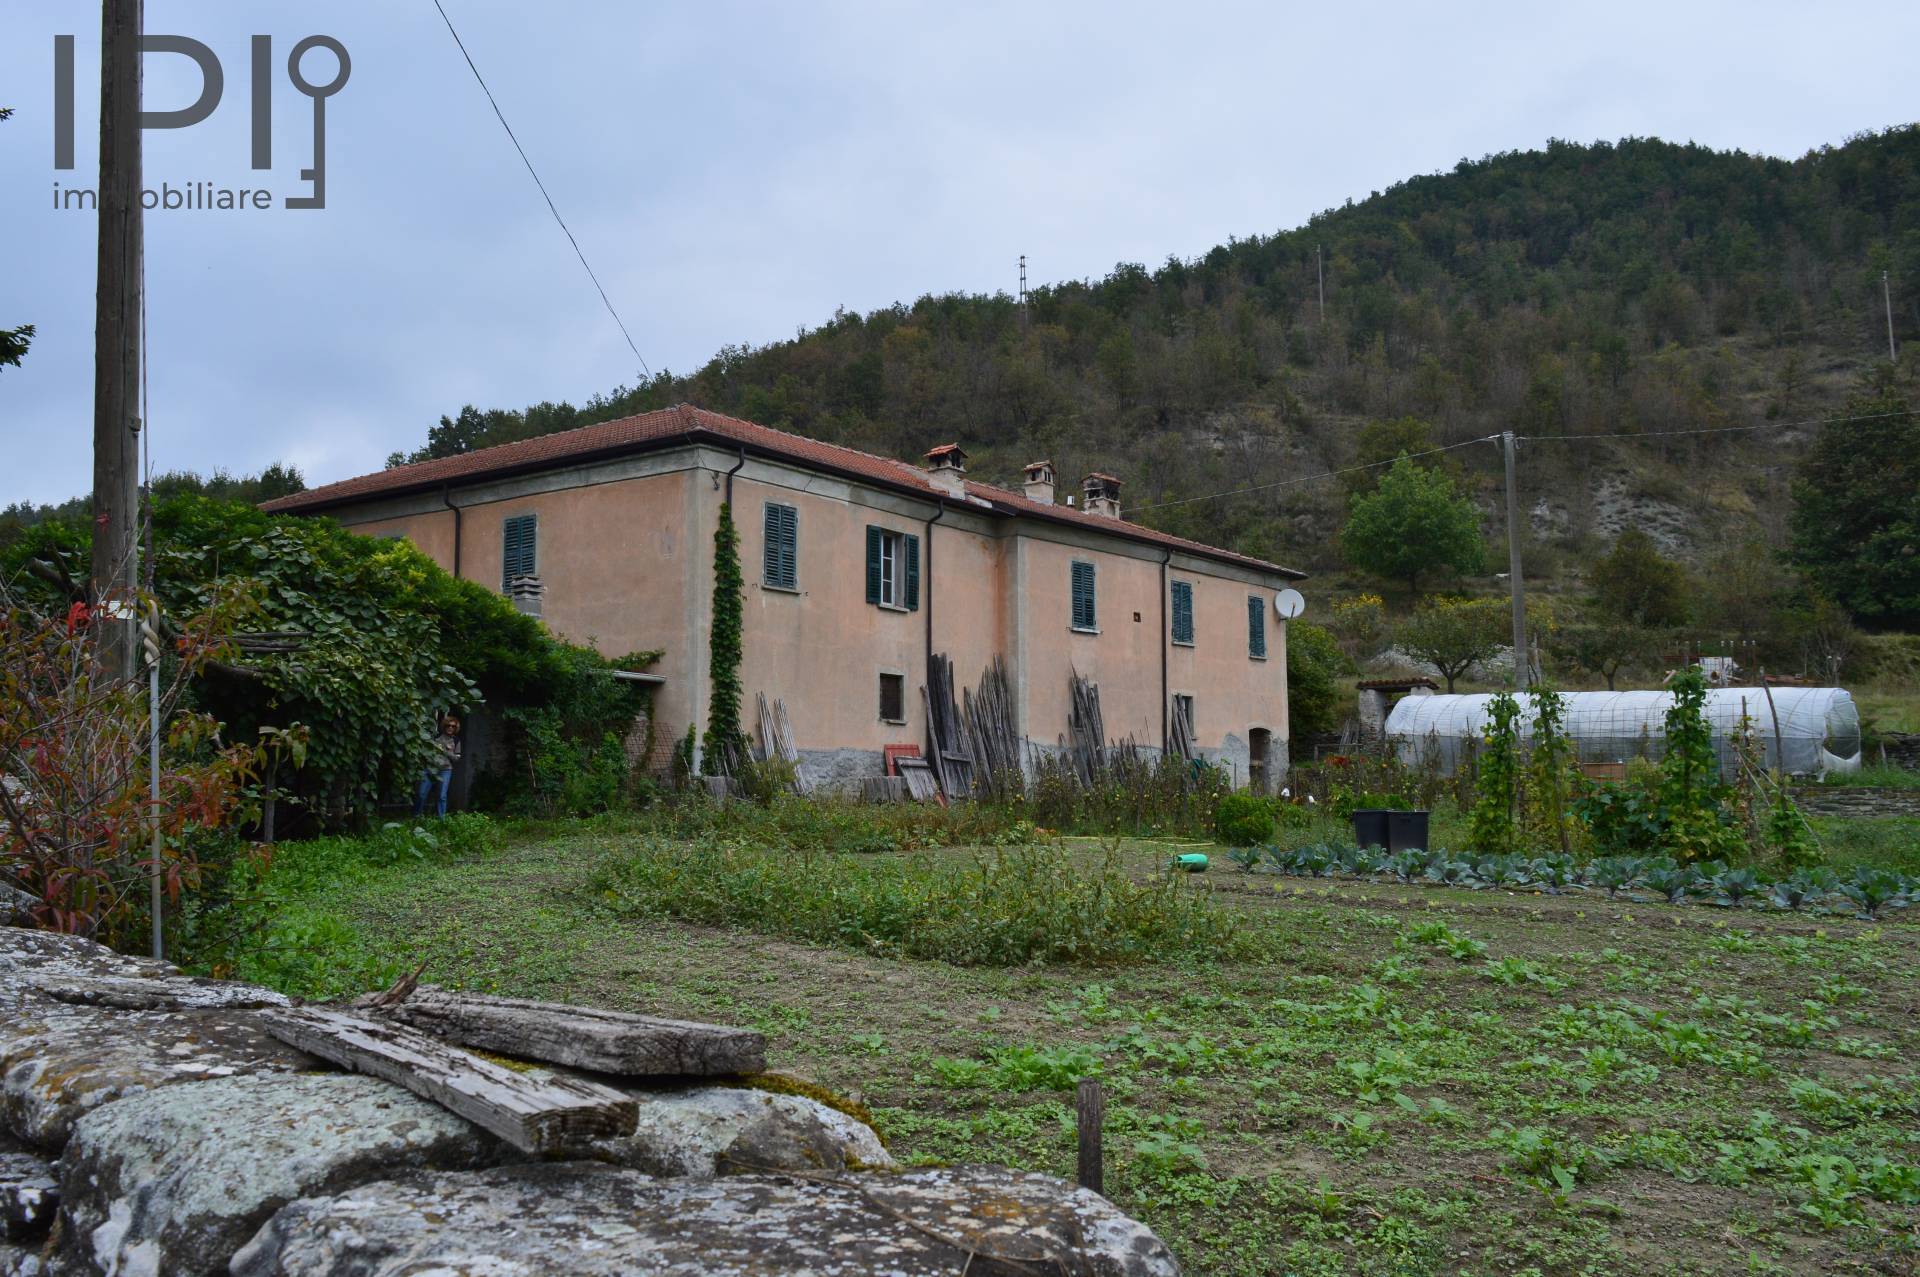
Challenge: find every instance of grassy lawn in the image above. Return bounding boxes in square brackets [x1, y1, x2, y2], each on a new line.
[222, 821, 1920, 1277]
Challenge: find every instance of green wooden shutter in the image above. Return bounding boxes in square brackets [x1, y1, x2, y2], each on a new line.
[502, 514, 536, 587]
[764, 503, 797, 589]
[1071, 561, 1096, 630]
[1171, 581, 1194, 644]
[1248, 595, 1267, 658]
[779, 505, 798, 588]
[865, 525, 882, 604]
[904, 534, 920, 611]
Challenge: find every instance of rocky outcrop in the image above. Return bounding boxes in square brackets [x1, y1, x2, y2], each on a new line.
[231, 1162, 1179, 1277]
[596, 1084, 891, 1177]
[60, 1073, 501, 1277]
[0, 1004, 316, 1151]
[0, 1145, 56, 1242]
[0, 926, 1174, 1276]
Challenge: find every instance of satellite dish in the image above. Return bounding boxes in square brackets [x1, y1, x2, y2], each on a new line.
[1275, 589, 1306, 619]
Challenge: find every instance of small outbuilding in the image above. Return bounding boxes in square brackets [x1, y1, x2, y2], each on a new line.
[1384, 686, 1862, 779]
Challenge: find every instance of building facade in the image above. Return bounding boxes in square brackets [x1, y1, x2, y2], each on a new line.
[264, 405, 1306, 789]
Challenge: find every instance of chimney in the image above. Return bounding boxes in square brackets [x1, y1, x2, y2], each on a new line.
[506, 575, 546, 617]
[1022, 459, 1056, 505]
[924, 443, 968, 497]
[1081, 472, 1123, 518]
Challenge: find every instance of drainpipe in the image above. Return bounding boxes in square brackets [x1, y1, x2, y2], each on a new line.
[923, 498, 946, 681]
[1160, 548, 1173, 754]
[441, 485, 463, 578]
[723, 447, 746, 507]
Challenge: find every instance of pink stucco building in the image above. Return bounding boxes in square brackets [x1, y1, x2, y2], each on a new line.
[264, 405, 1305, 789]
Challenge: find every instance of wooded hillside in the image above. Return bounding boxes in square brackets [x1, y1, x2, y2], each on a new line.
[387, 128, 1920, 582]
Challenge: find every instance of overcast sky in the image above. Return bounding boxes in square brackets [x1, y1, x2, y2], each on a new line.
[3, 2, 1916, 506]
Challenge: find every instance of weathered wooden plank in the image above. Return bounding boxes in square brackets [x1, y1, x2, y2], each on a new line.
[365, 986, 766, 1077]
[262, 1007, 636, 1154]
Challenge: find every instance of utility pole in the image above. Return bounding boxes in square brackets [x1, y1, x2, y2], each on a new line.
[93, 0, 144, 681]
[1502, 431, 1529, 690]
[1315, 245, 1324, 323]
[1885, 270, 1898, 363]
[1018, 254, 1028, 333]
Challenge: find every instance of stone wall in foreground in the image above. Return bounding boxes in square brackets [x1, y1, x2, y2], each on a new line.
[0, 926, 1178, 1277]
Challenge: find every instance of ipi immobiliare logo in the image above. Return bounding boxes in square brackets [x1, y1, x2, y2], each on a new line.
[51, 31, 350, 212]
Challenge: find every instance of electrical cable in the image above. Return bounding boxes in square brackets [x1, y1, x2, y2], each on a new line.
[428, 0, 652, 380]
[1129, 406, 1912, 515]
[1128, 434, 1501, 513]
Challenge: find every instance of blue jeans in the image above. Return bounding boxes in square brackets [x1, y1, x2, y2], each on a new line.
[414, 768, 452, 817]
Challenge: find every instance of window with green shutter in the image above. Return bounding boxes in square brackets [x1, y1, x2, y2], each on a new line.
[763, 502, 798, 590]
[1170, 580, 1194, 645]
[1247, 595, 1268, 659]
[501, 514, 537, 588]
[864, 525, 919, 611]
[1070, 560, 1097, 632]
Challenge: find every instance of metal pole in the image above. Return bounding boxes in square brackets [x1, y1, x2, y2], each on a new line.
[1503, 431, 1529, 690]
[1886, 270, 1898, 363]
[146, 605, 163, 960]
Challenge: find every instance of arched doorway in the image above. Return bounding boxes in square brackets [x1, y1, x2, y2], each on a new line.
[1248, 728, 1272, 794]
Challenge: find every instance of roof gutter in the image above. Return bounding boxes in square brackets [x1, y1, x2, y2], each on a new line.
[441, 485, 463, 578]
[271, 425, 1305, 579]
[924, 497, 946, 701]
[1160, 547, 1173, 753]
[723, 446, 746, 507]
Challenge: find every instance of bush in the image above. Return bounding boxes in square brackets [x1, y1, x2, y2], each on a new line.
[594, 839, 1262, 966]
[1214, 793, 1277, 846]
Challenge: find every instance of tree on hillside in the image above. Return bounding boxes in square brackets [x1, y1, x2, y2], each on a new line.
[1396, 597, 1508, 693]
[1591, 529, 1690, 628]
[1789, 367, 1920, 627]
[1342, 457, 1484, 597]
[1549, 619, 1650, 690]
[1340, 417, 1457, 498]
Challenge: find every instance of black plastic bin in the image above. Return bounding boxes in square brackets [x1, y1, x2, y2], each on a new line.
[1351, 809, 1391, 850]
[1387, 809, 1430, 853]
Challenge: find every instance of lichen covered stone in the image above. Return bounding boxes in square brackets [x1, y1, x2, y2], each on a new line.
[0, 1005, 315, 1152]
[61, 1072, 502, 1277]
[594, 1084, 892, 1177]
[0, 1147, 56, 1242]
[231, 1161, 1180, 1276]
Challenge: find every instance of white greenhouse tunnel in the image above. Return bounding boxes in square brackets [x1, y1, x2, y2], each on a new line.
[1383, 687, 1863, 778]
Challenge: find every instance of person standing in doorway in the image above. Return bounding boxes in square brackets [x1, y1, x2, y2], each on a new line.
[414, 714, 462, 818]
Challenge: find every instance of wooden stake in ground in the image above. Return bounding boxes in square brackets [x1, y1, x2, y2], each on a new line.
[1076, 1078, 1104, 1196]
[264, 1007, 637, 1153]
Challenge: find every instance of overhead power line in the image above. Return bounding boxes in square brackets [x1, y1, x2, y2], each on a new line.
[1129, 407, 1911, 516]
[428, 0, 652, 379]
[1128, 435, 1500, 513]
[1515, 407, 1911, 444]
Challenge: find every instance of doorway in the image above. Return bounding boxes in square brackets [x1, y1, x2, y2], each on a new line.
[1248, 728, 1272, 794]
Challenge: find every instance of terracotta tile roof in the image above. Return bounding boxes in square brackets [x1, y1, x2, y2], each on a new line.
[263, 403, 1303, 577]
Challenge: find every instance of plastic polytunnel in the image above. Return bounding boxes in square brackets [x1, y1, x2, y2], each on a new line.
[1383, 687, 1862, 779]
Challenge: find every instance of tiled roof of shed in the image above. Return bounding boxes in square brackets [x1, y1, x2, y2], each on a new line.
[263, 404, 1303, 577]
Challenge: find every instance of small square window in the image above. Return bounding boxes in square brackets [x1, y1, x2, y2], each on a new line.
[878, 672, 906, 724]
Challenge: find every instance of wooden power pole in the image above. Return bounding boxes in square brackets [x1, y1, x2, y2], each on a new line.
[1502, 431, 1529, 690]
[93, 0, 144, 679]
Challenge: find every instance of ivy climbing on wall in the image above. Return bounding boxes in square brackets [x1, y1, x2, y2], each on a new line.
[703, 501, 746, 775]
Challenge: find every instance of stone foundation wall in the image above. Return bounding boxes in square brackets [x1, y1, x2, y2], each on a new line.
[0, 926, 1176, 1277]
